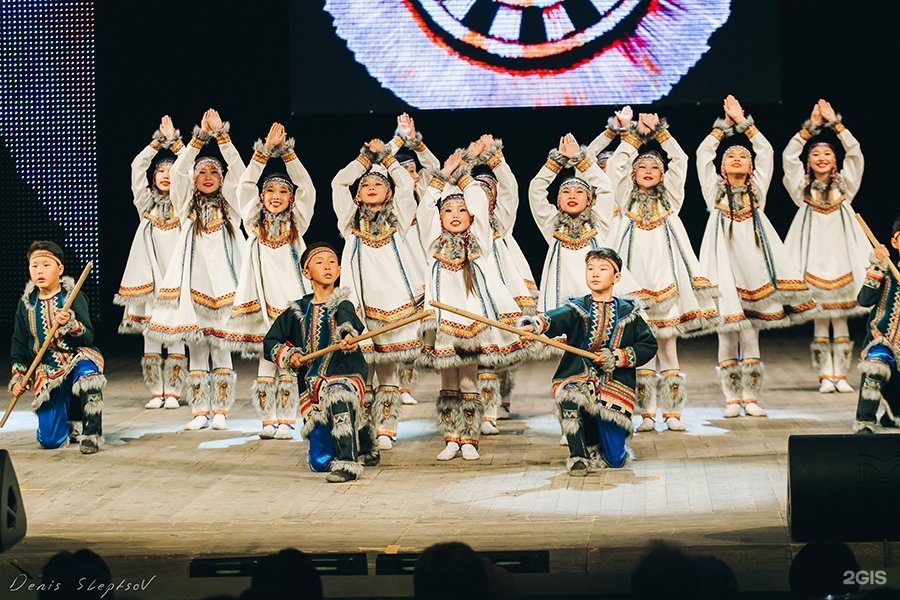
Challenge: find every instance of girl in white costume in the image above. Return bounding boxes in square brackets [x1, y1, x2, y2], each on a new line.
[529, 134, 641, 318]
[332, 138, 425, 451]
[782, 99, 869, 393]
[608, 111, 721, 432]
[697, 96, 818, 418]
[418, 150, 532, 461]
[114, 116, 187, 410]
[146, 109, 245, 431]
[228, 122, 315, 439]
[387, 113, 440, 407]
[465, 135, 536, 432]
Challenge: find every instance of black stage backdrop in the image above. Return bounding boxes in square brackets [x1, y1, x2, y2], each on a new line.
[1, 0, 893, 347]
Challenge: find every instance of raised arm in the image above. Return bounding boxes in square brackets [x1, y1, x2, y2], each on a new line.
[205, 110, 245, 217]
[385, 152, 417, 236]
[528, 144, 568, 242]
[331, 150, 369, 236]
[282, 140, 316, 236]
[696, 123, 725, 210]
[656, 125, 688, 214]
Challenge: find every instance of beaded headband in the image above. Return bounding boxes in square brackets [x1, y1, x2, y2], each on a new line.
[439, 192, 467, 208]
[261, 175, 295, 193]
[302, 245, 338, 269]
[559, 177, 592, 194]
[722, 144, 752, 161]
[632, 152, 664, 171]
[807, 142, 835, 156]
[29, 250, 62, 265]
[194, 156, 223, 175]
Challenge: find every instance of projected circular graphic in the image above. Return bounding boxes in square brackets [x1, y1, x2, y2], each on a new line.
[324, 0, 730, 109]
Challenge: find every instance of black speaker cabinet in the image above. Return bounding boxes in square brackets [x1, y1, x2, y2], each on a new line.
[788, 434, 900, 542]
[0, 449, 26, 551]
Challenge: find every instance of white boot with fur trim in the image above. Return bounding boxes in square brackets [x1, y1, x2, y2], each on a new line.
[811, 338, 836, 393]
[832, 338, 855, 393]
[718, 360, 743, 418]
[659, 370, 687, 431]
[741, 359, 767, 417]
[634, 369, 658, 432]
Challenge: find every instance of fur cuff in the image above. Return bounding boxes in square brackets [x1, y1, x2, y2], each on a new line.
[637, 118, 668, 144]
[252, 139, 273, 158]
[209, 121, 230, 138]
[359, 144, 391, 165]
[606, 115, 633, 134]
[192, 124, 212, 142]
[800, 119, 822, 137]
[152, 129, 182, 148]
[547, 148, 578, 168]
[712, 117, 734, 137]
[823, 114, 843, 129]
[733, 115, 755, 134]
[400, 130, 424, 150]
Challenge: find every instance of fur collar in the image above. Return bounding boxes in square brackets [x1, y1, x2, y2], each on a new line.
[627, 187, 670, 213]
[22, 275, 75, 306]
[568, 295, 645, 327]
[554, 209, 596, 231]
[438, 230, 481, 260]
[289, 286, 352, 321]
[356, 202, 398, 229]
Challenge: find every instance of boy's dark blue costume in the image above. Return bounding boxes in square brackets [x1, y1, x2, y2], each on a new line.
[522, 294, 657, 472]
[10, 277, 105, 452]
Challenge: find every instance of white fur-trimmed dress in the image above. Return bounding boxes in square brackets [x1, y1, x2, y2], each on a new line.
[696, 118, 818, 330]
[418, 172, 532, 370]
[608, 124, 720, 338]
[145, 126, 246, 347]
[782, 119, 869, 317]
[331, 149, 425, 364]
[114, 135, 185, 333]
[226, 140, 315, 357]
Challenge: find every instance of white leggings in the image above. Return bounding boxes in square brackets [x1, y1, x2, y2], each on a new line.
[717, 327, 760, 362]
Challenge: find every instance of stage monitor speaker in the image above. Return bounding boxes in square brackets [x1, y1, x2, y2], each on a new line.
[788, 434, 900, 542]
[0, 449, 27, 552]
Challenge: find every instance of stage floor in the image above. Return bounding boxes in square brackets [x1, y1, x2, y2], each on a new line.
[1, 329, 898, 599]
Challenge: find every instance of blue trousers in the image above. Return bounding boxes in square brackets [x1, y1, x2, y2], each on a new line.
[35, 360, 100, 449]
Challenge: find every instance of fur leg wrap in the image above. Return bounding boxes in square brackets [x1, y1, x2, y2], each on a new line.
[276, 374, 299, 425]
[360, 385, 374, 425]
[635, 369, 658, 418]
[300, 380, 360, 439]
[557, 398, 589, 464]
[210, 368, 237, 413]
[374, 385, 401, 438]
[458, 391, 483, 447]
[832, 339, 854, 380]
[477, 369, 501, 423]
[141, 353, 164, 397]
[79, 388, 103, 442]
[717, 360, 743, 404]
[809, 338, 831, 372]
[659, 370, 687, 419]
[436, 389, 460, 442]
[164, 353, 187, 399]
[252, 377, 277, 424]
[187, 370, 211, 415]
[398, 363, 418, 391]
[498, 369, 514, 408]
[740, 359, 764, 401]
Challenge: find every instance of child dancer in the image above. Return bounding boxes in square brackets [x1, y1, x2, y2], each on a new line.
[10, 241, 105, 454]
[388, 113, 439, 407]
[332, 137, 424, 451]
[607, 112, 720, 432]
[853, 222, 900, 433]
[146, 108, 245, 431]
[228, 122, 315, 439]
[419, 151, 532, 460]
[697, 95, 818, 418]
[529, 133, 640, 315]
[263, 243, 371, 481]
[114, 116, 187, 410]
[518, 248, 657, 475]
[467, 135, 535, 432]
[783, 99, 869, 393]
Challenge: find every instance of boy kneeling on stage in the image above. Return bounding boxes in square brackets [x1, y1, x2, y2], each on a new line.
[519, 248, 657, 475]
[263, 242, 375, 483]
[9, 241, 105, 454]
